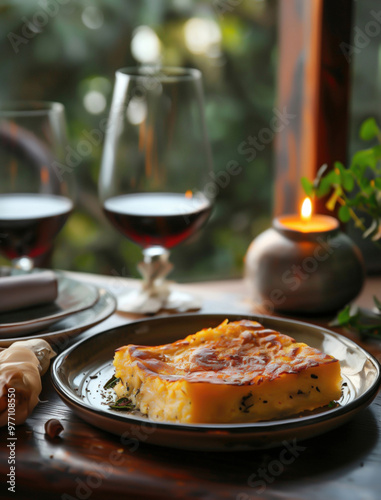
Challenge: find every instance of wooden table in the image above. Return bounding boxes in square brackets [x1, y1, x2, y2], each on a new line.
[1, 272, 381, 500]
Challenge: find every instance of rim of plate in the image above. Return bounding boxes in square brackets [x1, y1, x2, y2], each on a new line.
[0, 277, 99, 329]
[0, 288, 116, 346]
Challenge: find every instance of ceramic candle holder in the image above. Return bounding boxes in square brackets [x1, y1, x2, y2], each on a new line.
[245, 215, 365, 315]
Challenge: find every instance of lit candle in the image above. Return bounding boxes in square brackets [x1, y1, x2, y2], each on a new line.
[275, 197, 339, 234]
[244, 196, 364, 314]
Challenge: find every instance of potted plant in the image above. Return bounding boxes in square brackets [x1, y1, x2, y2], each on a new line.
[302, 118, 381, 337]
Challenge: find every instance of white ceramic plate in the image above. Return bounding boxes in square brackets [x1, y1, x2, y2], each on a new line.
[51, 313, 381, 451]
[0, 272, 99, 336]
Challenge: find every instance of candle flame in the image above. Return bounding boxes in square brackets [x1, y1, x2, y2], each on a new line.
[301, 197, 312, 222]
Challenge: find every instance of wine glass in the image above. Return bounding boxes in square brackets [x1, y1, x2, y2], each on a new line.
[0, 101, 73, 272]
[99, 67, 214, 313]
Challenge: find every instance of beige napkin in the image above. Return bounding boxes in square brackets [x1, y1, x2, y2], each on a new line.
[0, 271, 58, 313]
[0, 339, 56, 426]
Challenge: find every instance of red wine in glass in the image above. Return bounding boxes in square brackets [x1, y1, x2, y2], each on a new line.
[0, 193, 73, 260]
[99, 67, 214, 312]
[0, 101, 73, 271]
[103, 192, 212, 249]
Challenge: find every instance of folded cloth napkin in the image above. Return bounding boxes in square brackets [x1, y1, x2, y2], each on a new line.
[0, 271, 58, 313]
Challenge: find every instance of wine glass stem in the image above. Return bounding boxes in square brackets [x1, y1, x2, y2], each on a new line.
[12, 256, 34, 272]
[139, 246, 173, 293]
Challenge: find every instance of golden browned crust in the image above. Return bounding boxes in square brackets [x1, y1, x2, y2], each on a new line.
[115, 319, 338, 386]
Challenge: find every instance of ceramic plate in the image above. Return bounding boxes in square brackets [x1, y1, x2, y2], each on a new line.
[0, 288, 116, 348]
[0, 272, 99, 336]
[51, 313, 381, 451]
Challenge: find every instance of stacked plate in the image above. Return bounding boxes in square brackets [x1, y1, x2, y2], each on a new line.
[0, 267, 116, 347]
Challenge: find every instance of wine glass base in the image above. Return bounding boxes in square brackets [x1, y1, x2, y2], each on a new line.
[117, 286, 202, 314]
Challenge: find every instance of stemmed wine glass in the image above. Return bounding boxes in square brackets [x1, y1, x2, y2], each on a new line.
[99, 67, 214, 313]
[0, 101, 73, 272]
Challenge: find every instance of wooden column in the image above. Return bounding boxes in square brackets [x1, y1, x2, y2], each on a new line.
[274, 0, 353, 215]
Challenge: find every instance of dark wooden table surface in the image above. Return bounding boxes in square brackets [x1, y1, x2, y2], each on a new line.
[1, 272, 381, 500]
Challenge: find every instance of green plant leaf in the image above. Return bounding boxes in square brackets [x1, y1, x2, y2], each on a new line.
[304, 118, 381, 246]
[343, 173, 355, 192]
[338, 204, 351, 222]
[331, 301, 381, 339]
[301, 177, 314, 196]
[357, 174, 373, 192]
[333, 161, 345, 171]
[372, 144, 381, 159]
[350, 161, 367, 179]
[333, 162, 355, 192]
[360, 118, 379, 141]
[334, 304, 353, 326]
[316, 170, 340, 197]
[351, 149, 377, 170]
[103, 375, 120, 390]
[108, 397, 134, 411]
[374, 296, 381, 312]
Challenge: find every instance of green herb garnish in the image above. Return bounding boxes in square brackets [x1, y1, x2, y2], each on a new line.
[108, 397, 134, 411]
[103, 375, 120, 390]
[330, 297, 381, 339]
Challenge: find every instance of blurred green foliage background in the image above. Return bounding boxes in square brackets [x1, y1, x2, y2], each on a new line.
[347, 0, 381, 273]
[0, 0, 278, 281]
